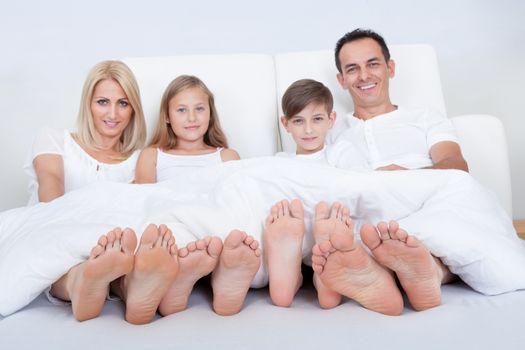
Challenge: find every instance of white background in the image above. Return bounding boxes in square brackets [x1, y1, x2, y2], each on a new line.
[0, 0, 523, 218]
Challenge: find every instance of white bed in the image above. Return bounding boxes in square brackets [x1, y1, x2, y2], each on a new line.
[0, 46, 523, 349]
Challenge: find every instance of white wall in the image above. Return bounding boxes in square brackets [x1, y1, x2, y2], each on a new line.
[1, 0, 524, 218]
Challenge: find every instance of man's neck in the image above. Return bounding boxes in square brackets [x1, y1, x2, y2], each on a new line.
[354, 103, 397, 121]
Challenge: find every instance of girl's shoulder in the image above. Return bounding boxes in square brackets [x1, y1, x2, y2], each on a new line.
[137, 147, 158, 162]
[220, 148, 240, 162]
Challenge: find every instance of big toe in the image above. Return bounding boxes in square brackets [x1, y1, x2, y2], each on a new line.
[121, 228, 138, 253]
[140, 224, 160, 245]
[315, 201, 330, 220]
[208, 236, 224, 257]
[224, 230, 246, 249]
[360, 224, 381, 250]
[289, 199, 304, 220]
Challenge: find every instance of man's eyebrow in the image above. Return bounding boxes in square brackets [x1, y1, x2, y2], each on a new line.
[343, 57, 381, 70]
[343, 63, 357, 70]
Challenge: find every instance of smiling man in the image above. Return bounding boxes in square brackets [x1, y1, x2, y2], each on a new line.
[334, 29, 468, 172]
[309, 29, 470, 314]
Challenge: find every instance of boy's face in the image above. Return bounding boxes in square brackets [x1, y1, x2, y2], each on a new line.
[281, 102, 335, 155]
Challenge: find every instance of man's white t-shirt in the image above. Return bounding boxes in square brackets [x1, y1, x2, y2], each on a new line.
[334, 107, 459, 169]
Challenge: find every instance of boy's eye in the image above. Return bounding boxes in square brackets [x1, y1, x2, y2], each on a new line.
[292, 119, 303, 125]
[314, 117, 324, 122]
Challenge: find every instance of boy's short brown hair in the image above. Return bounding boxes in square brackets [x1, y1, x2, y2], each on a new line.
[282, 79, 334, 120]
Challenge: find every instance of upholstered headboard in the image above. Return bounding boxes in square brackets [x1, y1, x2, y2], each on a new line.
[0, 46, 512, 217]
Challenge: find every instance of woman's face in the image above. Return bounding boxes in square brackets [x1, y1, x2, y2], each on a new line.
[90, 79, 133, 144]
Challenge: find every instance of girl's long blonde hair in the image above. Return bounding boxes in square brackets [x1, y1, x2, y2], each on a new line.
[149, 75, 229, 150]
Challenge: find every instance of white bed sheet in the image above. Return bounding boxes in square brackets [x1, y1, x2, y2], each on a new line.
[0, 281, 523, 350]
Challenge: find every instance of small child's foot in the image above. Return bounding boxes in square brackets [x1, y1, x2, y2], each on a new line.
[211, 230, 261, 316]
[158, 236, 223, 315]
[264, 199, 305, 307]
[360, 221, 446, 311]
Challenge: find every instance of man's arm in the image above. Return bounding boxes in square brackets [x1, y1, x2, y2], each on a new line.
[428, 141, 468, 171]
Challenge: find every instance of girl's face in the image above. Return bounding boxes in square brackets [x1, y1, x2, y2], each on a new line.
[167, 87, 211, 144]
[90, 79, 133, 143]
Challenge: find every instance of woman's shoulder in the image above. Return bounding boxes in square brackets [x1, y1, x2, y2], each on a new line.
[30, 127, 69, 157]
[220, 148, 240, 161]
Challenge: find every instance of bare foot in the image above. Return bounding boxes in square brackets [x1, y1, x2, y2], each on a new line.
[158, 236, 223, 315]
[264, 199, 305, 307]
[50, 228, 137, 321]
[311, 202, 345, 309]
[311, 215, 404, 316]
[211, 230, 261, 316]
[360, 221, 450, 311]
[121, 224, 179, 324]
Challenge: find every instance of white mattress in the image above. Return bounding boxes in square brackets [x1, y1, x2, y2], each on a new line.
[1, 280, 524, 350]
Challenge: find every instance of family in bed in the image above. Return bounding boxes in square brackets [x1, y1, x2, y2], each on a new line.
[26, 29, 471, 324]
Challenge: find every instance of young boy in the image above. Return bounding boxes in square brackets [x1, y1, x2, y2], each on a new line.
[276, 79, 336, 162]
[265, 79, 358, 309]
[277, 79, 368, 169]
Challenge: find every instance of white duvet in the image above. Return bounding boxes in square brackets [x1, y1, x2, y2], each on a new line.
[1, 157, 524, 316]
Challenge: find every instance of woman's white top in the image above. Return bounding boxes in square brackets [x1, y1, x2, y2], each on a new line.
[24, 128, 139, 205]
[156, 147, 223, 182]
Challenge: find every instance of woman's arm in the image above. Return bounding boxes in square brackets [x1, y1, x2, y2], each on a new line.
[33, 154, 65, 202]
[135, 147, 157, 183]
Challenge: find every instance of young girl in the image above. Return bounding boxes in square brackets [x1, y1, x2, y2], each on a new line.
[135, 75, 260, 318]
[135, 75, 239, 184]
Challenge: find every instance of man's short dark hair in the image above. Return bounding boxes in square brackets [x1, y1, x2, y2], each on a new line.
[335, 28, 391, 73]
[282, 79, 333, 119]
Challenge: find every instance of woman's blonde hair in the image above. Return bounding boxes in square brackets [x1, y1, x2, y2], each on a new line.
[149, 75, 229, 150]
[76, 60, 146, 158]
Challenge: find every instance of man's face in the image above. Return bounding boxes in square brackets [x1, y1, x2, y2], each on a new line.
[281, 102, 335, 155]
[337, 38, 395, 110]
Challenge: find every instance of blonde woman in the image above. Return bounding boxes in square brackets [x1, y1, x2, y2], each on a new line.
[25, 61, 179, 324]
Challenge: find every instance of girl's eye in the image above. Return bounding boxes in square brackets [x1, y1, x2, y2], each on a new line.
[96, 99, 109, 105]
[196, 106, 206, 112]
[119, 100, 129, 108]
[176, 108, 186, 113]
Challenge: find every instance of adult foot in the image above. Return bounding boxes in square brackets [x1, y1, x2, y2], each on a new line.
[158, 236, 223, 315]
[52, 227, 137, 321]
[121, 224, 179, 324]
[311, 215, 403, 316]
[264, 199, 305, 307]
[211, 230, 261, 316]
[360, 221, 445, 311]
[311, 202, 348, 308]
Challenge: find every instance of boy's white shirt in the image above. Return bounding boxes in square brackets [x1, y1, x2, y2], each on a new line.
[276, 142, 370, 171]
